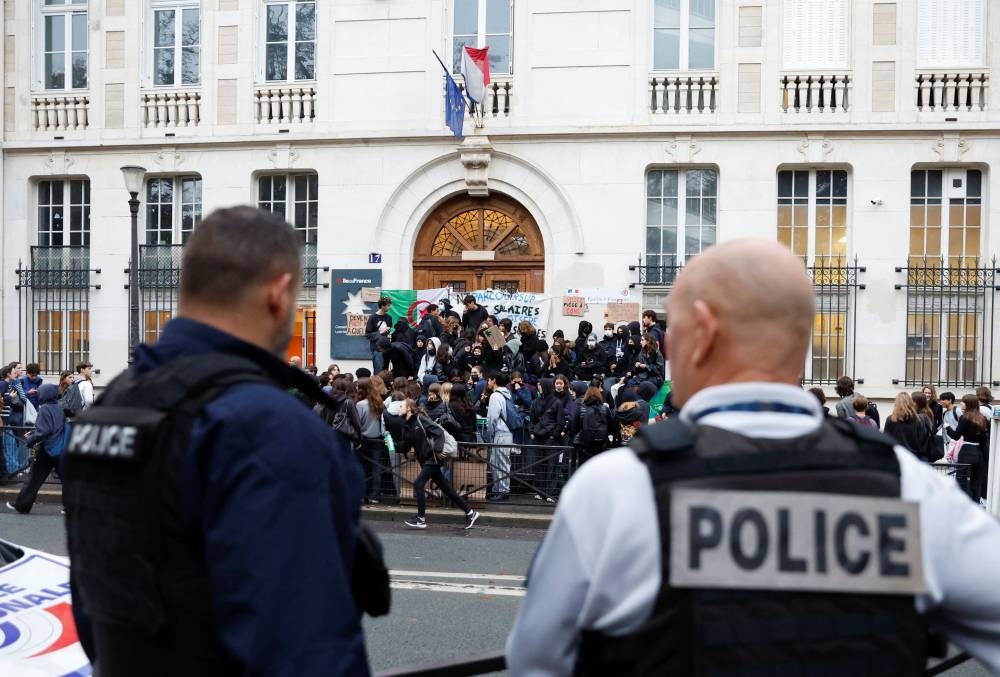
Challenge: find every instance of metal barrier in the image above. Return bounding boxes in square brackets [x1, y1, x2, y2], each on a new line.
[357, 441, 581, 506]
[930, 462, 971, 493]
[1, 426, 33, 478]
[376, 651, 505, 677]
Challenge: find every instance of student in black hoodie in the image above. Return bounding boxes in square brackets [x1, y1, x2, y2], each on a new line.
[573, 321, 594, 359]
[529, 378, 568, 501]
[444, 383, 478, 443]
[376, 337, 417, 379]
[575, 334, 607, 382]
[614, 387, 650, 444]
[570, 386, 615, 463]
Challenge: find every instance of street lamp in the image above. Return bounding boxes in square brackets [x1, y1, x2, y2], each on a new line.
[121, 165, 146, 365]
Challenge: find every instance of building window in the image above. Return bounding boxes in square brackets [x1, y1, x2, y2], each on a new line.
[38, 178, 90, 247]
[452, 0, 512, 75]
[777, 169, 848, 266]
[653, 0, 716, 71]
[258, 173, 317, 245]
[903, 167, 990, 387]
[262, 0, 315, 82]
[145, 176, 202, 245]
[909, 168, 982, 269]
[917, 0, 984, 69]
[645, 168, 717, 281]
[39, 0, 88, 90]
[149, 1, 200, 86]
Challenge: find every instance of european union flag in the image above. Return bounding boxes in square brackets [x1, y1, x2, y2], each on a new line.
[444, 72, 465, 139]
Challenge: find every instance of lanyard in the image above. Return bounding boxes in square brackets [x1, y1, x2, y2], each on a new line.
[691, 402, 815, 423]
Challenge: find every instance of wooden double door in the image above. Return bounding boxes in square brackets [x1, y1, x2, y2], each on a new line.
[412, 193, 545, 294]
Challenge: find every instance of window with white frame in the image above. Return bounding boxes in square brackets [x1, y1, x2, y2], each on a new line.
[149, 1, 200, 87]
[38, 0, 88, 90]
[652, 0, 716, 71]
[146, 176, 202, 245]
[777, 169, 849, 266]
[258, 173, 318, 245]
[645, 168, 717, 283]
[38, 178, 90, 247]
[452, 0, 512, 75]
[917, 0, 985, 69]
[262, 0, 315, 82]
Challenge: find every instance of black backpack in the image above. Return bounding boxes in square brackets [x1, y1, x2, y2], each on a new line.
[61, 380, 86, 417]
[317, 397, 362, 449]
[578, 403, 609, 446]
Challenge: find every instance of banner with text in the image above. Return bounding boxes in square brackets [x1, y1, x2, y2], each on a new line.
[460, 289, 552, 329]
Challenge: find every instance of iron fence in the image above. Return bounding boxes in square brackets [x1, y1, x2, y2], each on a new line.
[803, 258, 865, 385]
[930, 462, 972, 493]
[15, 247, 99, 374]
[894, 259, 999, 388]
[628, 259, 684, 288]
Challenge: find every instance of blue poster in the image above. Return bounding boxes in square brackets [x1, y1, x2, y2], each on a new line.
[330, 269, 382, 359]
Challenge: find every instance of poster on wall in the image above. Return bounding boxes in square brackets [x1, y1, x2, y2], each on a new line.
[331, 269, 382, 359]
[461, 289, 552, 329]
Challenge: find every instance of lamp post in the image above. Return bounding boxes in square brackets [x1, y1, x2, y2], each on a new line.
[121, 165, 146, 365]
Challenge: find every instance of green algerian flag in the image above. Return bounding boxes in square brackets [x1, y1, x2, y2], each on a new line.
[382, 288, 449, 328]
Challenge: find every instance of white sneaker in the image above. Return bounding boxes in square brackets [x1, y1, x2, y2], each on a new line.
[5, 501, 16, 512]
[404, 515, 427, 529]
[465, 510, 480, 529]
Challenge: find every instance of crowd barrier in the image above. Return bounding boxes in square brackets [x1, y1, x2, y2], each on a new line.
[1, 426, 32, 479]
[357, 441, 583, 506]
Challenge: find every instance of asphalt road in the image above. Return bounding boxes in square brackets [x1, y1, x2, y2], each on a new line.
[0, 502, 992, 677]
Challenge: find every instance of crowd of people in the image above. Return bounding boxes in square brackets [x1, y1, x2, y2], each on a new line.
[810, 376, 994, 503]
[1, 361, 93, 513]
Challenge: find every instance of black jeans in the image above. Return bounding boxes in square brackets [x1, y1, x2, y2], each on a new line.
[360, 438, 387, 499]
[958, 444, 985, 502]
[13, 449, 60, 513]
[413, 463, 470, 517]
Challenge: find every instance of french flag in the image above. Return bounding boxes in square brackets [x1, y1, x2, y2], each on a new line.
[460, 46, 491, 104]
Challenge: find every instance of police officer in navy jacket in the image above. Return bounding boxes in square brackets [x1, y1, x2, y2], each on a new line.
[64, 207, 368, 676]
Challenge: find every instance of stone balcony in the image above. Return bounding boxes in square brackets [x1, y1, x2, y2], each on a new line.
[254, 84, 317, 124]
[780, 73, 852, 114]
[31, 94, 90, 131]
[648, 73, 719, 114]
[142, 89, 201, 128]
[915, 71, 989, 112]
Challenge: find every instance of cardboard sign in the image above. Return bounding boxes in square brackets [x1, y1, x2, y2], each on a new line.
[360, 287, 382, 303]
[604, 302, 641, 324]
[562, 296, 586, 317]
[346, 314, 368, 337]
[484, 326, 507, 351]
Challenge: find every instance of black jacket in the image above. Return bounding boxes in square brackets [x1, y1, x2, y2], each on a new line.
[461, 304, 489, 333]
[365, 312, 392, 350]
[884, 416, 931, 460]
[573, 321, 594, 356]
[532, 383, 568, 441]
[575, 345, 608, 381]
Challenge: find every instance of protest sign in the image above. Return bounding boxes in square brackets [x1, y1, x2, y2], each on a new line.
[464, 290, 552, 329]
[562, 296, 586, 317]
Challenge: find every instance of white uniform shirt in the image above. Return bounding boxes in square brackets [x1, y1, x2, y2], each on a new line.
[507, 382, 1000, 675]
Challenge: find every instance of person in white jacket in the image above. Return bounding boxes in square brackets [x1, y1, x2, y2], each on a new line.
[508, 239, 1000, 676]
[417, 337, 443, 383]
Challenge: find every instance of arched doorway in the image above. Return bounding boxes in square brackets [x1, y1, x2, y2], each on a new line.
[413, 193, 545, 294]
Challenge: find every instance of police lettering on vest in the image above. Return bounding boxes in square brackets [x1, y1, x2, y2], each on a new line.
[670, 488, 926, 595]
[65, 407, 166, 462]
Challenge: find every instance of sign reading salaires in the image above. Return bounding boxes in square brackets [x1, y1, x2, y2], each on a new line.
[670, 489, 925, 595]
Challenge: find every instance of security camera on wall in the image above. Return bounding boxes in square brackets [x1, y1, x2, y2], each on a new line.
[870, 199, 884, 206]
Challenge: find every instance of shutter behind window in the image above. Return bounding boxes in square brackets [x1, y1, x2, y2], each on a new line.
[917, 0, 984, 69]
[782, 0, 849, 70]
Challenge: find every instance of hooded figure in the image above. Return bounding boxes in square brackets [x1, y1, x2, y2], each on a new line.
[10, 384, 67, 514]
[573, 321, 594, 357]
[417, 337, 443, 381]
[606, 324, 631, 377]
[530, 378, 565, 444]
[391, 318, 415, 347]
[627, 321, 642, 337]
[575, 334, 608, 382]
[637, 381, 659, 406]
[377, 336, 417, 378]
[614, 387, 650, 443]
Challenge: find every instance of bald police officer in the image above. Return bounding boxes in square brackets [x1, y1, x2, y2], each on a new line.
[507, 239, 1000, 675]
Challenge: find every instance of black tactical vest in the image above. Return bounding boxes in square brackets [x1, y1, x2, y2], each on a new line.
[575, 416, 929, 677]
[63, 354, 275, 677]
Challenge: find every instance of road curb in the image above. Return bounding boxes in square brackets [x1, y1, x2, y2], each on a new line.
[0, 487, 553, 529]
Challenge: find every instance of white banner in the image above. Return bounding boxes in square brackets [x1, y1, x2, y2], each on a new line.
[461, 290, 552, 329]
[562, 287, 634, 304]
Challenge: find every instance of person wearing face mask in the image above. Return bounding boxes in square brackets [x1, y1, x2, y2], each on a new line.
[529, 378, 566, 501]
[602, 325, 631, 400]
[598, 322, 616, 358]
[575, 334, 607, 382]
[62, 207, 373, 674]
[417, 337, 443, 384]
[573, 321, 594, 359]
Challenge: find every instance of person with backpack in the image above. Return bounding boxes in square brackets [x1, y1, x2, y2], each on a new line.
[486, 371, 522, 502]
[847, 395, 878, 430]
[356, 378, 390, 505]
[7, 384, 67, 514]
[570, 386, 614, 465]
[399, 398, 480, 530]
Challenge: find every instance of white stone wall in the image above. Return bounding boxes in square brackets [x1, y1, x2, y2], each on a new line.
[0, 0, 997, 398]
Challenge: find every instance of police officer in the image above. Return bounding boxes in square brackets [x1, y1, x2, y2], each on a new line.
[64, 207, 370, 675]
[507, 239, 1000, 675]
